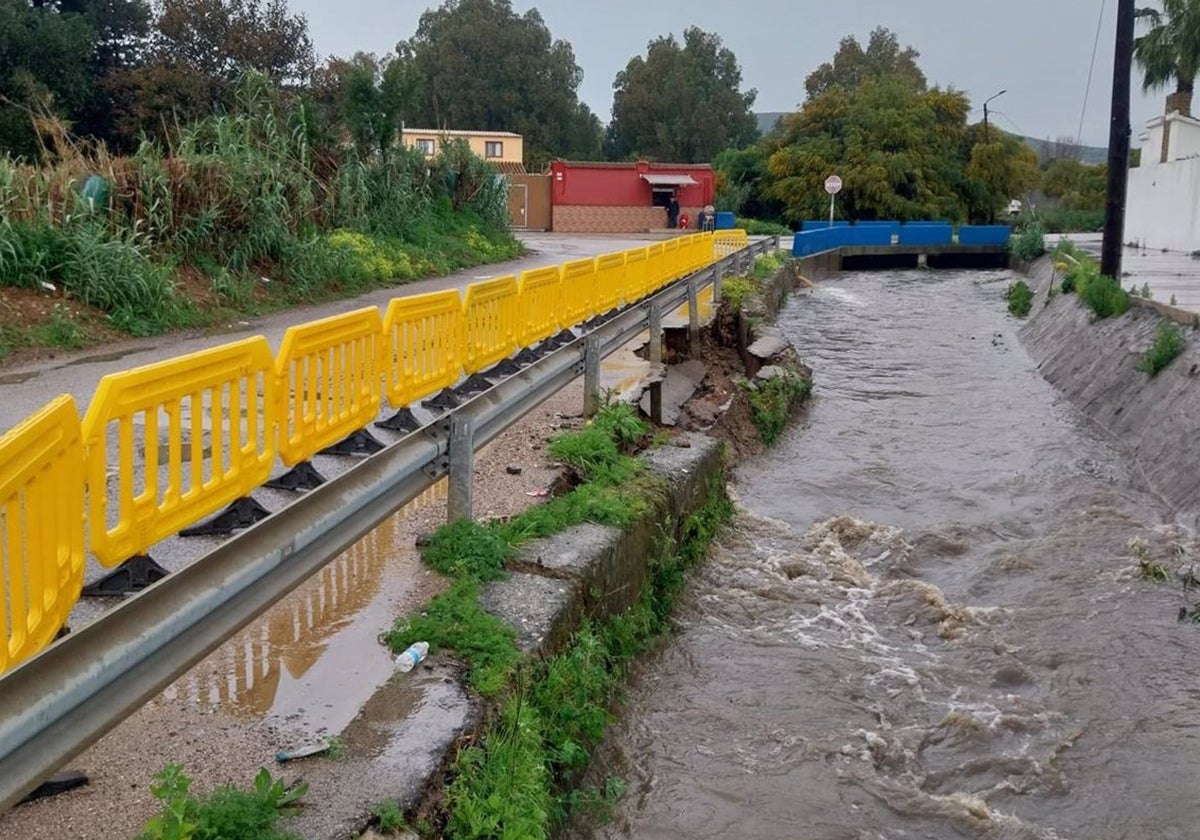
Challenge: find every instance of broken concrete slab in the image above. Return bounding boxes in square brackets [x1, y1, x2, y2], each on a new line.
[755, 364, 788, 382]
[637, 360, 707, 426]
[747, 331, 791, 361]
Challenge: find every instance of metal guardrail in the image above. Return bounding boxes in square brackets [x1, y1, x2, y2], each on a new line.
[0, 237, 778, 812]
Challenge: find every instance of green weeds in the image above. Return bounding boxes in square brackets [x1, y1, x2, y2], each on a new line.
[1060, 254, 1130, 319]
[371, 799, 407, 834]
[721, 276, 759, 311]
[1005, 280, 1033, 317]
[748, 370, 812, 446]
[1137, 322, 1186, 377]
[1009, 220, 1046, 262]
[735, 217, 791, 236]
[138, 765, 306, 840]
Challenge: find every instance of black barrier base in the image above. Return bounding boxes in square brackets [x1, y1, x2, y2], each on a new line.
[545, 329, 575, 348]
[19, 771, 88, 804]
[487, 359, 521, 377]
[511, 347, 540, 366]
[318, 428, 386, 457]
[375, 408, 420, 433]
[179, 496, 271, 537]
[265, 460, 327, 492]
[455, 373, 494, 398]
[422, 388, 461, 412]
[82, 554, 170, 596]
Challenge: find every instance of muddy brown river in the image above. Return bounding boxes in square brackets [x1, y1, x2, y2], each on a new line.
[584, 270, 1200, 839]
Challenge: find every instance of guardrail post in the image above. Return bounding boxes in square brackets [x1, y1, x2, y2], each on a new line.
[447, 414, 475, 523]
[583, 333, 601, 418]
[712, 265, 723, 305]
[686, 276, 700, 349]
[648, 302, 663, 424]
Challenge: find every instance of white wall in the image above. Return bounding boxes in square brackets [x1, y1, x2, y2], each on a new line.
[1169, 118, 1200, 160]
[1126, 157, 1200, 252]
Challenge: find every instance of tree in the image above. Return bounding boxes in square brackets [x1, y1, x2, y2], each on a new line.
[606, 27, 758, 163]
[963, 126, 1040, 222]
[337, 51, 420, 159]
[1135, 0, 1200, 108]
[402, 0, 599, 166]
[765, 79, 970, 223]
[804, 27, 926, 100]
[1041, 158, 1106, 211]
[0, 0, 95, 157]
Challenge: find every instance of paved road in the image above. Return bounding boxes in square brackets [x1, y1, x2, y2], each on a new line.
[1048, 232, 1200, 313]
[0, 233, 656, 433]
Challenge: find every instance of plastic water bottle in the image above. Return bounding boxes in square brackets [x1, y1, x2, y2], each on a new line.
[395, 641, 429, 672]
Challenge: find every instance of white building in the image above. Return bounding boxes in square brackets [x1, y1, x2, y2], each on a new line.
[1126, 102, 1200, 252]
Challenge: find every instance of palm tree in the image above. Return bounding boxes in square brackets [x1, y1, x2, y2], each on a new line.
[1134, 0, 1200, 160]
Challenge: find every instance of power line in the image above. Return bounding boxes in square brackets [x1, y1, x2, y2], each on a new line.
[1078, 0, 1108, 144]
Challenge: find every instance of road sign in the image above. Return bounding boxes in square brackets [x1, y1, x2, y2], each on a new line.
[824, 175, 843, 195]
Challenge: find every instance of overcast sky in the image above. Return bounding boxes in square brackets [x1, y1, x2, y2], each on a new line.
[289, 0, 1161, 149]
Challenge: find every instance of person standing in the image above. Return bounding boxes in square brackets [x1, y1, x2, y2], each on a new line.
[667, 195, 680, 229]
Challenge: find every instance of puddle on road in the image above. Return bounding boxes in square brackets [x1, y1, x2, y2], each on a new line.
[63, 348, 148, 366]
[162, 480, 449, 738]
[0, 371, 38, 385]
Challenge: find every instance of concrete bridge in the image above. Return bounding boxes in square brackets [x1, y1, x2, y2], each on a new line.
[789, 221, 1011, 270]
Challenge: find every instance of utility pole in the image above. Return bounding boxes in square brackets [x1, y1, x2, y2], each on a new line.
[1102, 0, 1135, 279]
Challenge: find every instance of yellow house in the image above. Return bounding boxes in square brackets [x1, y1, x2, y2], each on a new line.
[400, 129, 524, 168]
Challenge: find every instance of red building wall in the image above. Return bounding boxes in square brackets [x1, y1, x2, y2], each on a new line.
[550, 161, 713, 206]
[549, 160, 714, 233]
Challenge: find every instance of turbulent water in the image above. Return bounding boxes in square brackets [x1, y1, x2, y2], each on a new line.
[585, 270, 1200, 840]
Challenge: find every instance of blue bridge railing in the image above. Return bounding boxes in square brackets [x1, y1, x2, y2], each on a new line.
[791, 222, 1011, 257]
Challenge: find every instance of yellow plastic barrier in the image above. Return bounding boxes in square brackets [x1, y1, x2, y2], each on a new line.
[383, 289, 463, 409]
[714, 229, 749, 258]
[560, 258, 597, 328]
[276, 308, 384, 467]
[696, 231, 715, 270]
[594, 252, 626, 314]
[518, 266, 563, 346]
[463, 274, 521, 374]
[83, 337, 276, 567]
[645, 243, 666, 293]
[0, 395, 85, 675]
[662, 237, 680, 284]
[622, 247, 649, 303]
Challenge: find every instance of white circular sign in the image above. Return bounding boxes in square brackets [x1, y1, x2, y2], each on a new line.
[824, 175, 843, 195]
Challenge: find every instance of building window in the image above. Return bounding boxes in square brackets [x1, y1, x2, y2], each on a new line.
[485, 141, 503, 158]
[416, 138, 435, 155]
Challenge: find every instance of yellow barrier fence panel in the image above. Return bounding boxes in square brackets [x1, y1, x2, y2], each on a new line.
[622, 247, 649, 304]
[83, 337, 276, 568]
[463, 275, 521, 374]
[383, 289, 463, 409]
[594, 252, 626, 315]
[0, 395, 85, 675]
[662, 237, 680, 284]
[698, 231, 716, 268]
[276, 308, 384, 467]
[560, 258, 597, 328]
[517, 266, 562, 347]
[714, 229, 749, 258]
[645, 243, 666, 293]
[686, 233, 704, 273]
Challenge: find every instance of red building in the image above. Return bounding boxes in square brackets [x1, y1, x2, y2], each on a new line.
[549, 160, 715, 234]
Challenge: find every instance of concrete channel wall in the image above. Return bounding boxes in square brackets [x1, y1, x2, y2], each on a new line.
[293, 434, 727, 839]
[1020, 256, 1200, 515]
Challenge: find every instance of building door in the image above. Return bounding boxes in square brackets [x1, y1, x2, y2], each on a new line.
[508, 184, 528, 229]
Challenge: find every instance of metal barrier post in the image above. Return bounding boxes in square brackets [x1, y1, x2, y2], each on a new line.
[583, 333, 601, 418]
[447, 414, 474, 523]
[686, 275, 700, 349]
[648, 303, 663, 424]
[712, 265, 723, 305]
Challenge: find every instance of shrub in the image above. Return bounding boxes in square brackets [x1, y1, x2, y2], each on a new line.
[1137, 322, 1186, 377]
[735, 217, 791, 236]
[1005, 280, 1033, 317]
[749, 371, 812, 446]
[1009, 220, 1046, 262]
[1078, 271, 1130, 320]
[139, 765, 306, 840]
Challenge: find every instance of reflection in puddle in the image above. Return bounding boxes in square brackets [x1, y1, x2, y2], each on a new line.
[164, 480, 449, 736]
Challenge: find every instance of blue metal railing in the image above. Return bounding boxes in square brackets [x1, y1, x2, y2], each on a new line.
[791, 222, 1010, 257]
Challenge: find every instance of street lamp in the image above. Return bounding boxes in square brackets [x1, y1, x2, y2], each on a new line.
[983, 89, 1006, 139]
